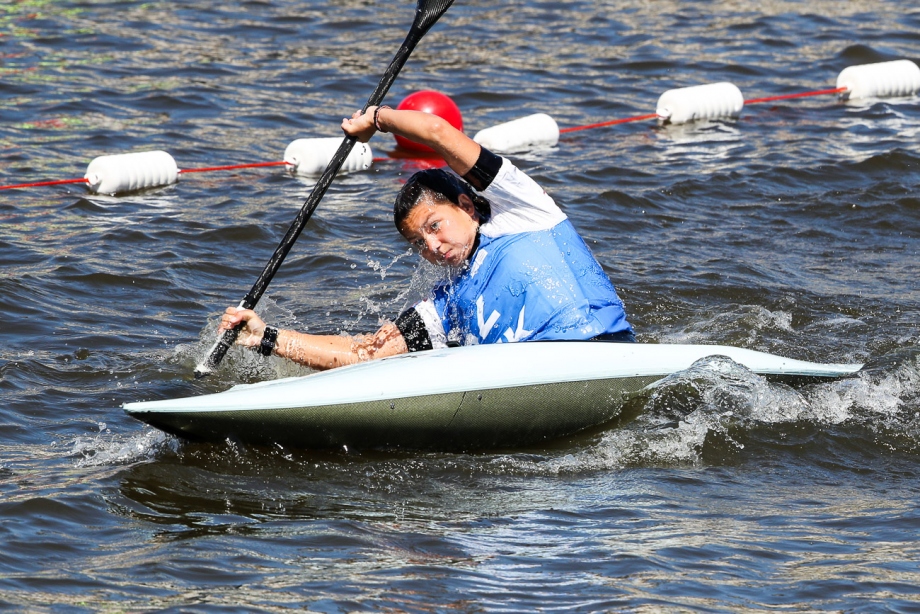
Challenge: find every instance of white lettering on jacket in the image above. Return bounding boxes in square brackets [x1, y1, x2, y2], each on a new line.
[476, 295, 500, 340]
[502, 306, 532, 343]
[470, 248, 488, 277]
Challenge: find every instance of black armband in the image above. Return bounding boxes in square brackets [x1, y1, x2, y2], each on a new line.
[463, 147, 502, 191]
[394, 309, 433, 353]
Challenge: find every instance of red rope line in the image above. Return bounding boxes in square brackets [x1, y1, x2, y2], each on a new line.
[179, 160, 290, 174]
[559, 113, 659, 134]
[557, 87, 849, 135]
[745, 86, 847, 105]
[0, 161, 293, 191]
[0, 177, 89, 190]
[0, 88, 853, 191]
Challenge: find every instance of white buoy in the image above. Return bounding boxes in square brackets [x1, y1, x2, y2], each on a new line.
[283, 138, 373, 176]
[656, 82, 745, 125]
[84, 150, 179, 195]
[836, 59, 920, 100]
[472, 113, 559, 153]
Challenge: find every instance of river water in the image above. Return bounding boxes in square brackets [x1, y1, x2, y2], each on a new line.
[2, 1, 919, 611]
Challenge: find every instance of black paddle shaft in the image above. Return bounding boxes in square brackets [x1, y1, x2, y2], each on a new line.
[195, 0, 455, 378]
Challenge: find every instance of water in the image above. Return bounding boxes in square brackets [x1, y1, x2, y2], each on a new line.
[2, 0, 919, 610]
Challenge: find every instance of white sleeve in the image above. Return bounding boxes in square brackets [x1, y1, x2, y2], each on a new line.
[394, 299, 448, 352]
[414, 299, 448, 349]
[479, 158, 567, 238]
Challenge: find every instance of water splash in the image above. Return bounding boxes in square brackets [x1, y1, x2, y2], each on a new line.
[182, 296, 314, 382]
[70, 423, 177, 468]
[498, 349, 920, 474]
[813, 347, 920, 427]
[659, 304, 794, 346]
[365, 247, 415, 282]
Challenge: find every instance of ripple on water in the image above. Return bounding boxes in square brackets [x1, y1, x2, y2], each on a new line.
[1, 0, 919, 610]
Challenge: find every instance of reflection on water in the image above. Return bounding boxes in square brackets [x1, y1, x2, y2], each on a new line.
[1, 0, 919, 610]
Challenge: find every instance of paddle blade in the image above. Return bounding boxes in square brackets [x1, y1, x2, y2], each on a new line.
[194, 327, 239, 379]
[415, 0, 455, 36]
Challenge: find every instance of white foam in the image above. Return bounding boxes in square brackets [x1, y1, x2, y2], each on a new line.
[488, 353, 920, 474]
[659, 305, 793, 346]
[71, 424, 176, 468]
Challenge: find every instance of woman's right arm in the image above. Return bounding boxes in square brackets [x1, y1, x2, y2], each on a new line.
[219, 307, 408, 371]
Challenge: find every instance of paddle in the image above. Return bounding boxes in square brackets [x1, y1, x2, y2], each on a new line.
[194, 0, 455, 378]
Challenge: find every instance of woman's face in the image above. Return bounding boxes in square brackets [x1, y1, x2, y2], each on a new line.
[399, 195, 479, 267]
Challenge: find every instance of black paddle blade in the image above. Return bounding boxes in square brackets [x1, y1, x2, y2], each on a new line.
[194, 0, 455, 379]
[360, 0, 455, 112]
[194, 326, 239, 379]
[415, 0, 455, 37]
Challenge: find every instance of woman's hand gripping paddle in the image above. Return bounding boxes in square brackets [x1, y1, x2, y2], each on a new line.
[194, 0, 455, 378]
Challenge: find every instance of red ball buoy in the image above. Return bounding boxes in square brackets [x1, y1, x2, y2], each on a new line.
[393, 90, 463, 153]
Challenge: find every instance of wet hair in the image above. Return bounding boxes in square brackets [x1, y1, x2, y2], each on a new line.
[393, 169, 491, 233]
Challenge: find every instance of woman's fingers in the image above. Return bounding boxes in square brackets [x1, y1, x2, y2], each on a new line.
[218, 307, 242, 332]
[342, 108, 376, 142]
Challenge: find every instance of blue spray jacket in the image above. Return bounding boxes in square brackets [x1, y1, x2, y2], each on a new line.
[395, 154, 632, 351]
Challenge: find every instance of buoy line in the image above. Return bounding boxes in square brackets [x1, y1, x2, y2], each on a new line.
[2, 59, 918, 196]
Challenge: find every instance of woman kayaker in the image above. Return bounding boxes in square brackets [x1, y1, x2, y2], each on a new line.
[218, 105, 634, 370]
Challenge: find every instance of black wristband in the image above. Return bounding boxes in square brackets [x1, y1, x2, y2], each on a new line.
[258, 326, 278, 356]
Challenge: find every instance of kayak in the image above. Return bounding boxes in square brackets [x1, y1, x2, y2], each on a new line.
[124, 342, 862, 451]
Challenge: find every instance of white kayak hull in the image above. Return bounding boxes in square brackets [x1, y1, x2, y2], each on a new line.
[124, 342, 862, 451]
